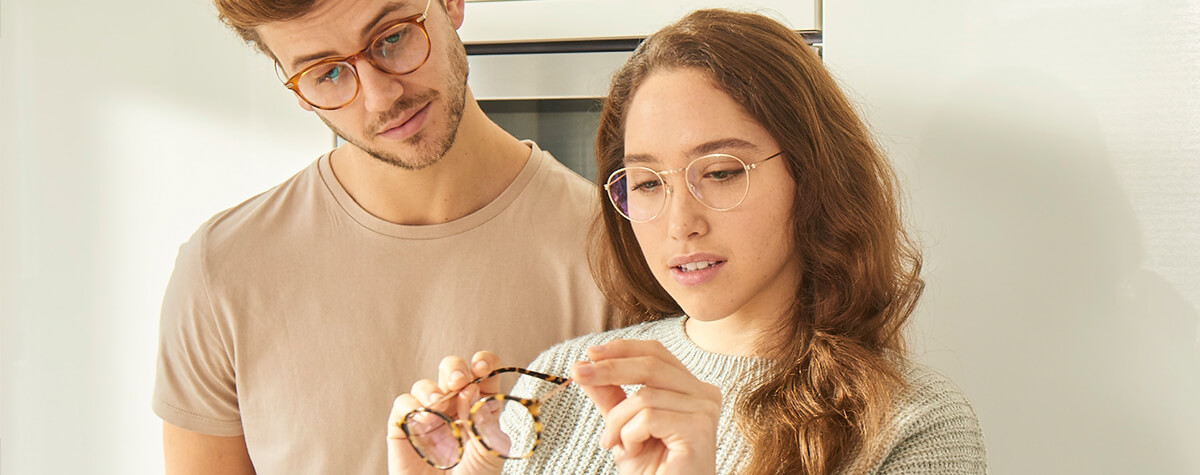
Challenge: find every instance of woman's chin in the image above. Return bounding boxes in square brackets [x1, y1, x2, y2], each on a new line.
[676, 303, 732, 323]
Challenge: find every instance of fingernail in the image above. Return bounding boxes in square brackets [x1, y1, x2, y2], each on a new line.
[590, 344, 607, 354]
[425, 392, 440, 404]
[474, 360, 488, 372]
[574, 362, 594, 378]
[451, 370, 466, 382]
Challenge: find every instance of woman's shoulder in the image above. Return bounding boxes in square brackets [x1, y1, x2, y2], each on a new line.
[896, 363, 977, 411]
[866, 362, 988, 473]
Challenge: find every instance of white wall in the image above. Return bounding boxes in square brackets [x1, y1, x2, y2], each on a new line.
[825, 1, 1200, 473]
[0, 0, 332, 473]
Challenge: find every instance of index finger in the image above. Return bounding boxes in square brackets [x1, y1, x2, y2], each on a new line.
[586, 339, 687, 371]
[387, 393, 424, 438]
[471, 351, 503, 395]
[572, 360, 626, 417]
[438, 355, 473, 393]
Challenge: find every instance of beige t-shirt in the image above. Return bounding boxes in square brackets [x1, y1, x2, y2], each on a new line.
[153, 143, 609, 475]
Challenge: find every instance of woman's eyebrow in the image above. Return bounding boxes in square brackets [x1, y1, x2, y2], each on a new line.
[623, 137, 758, 165]
[622, 153, 658, 165]
[689, 138, 758, 156]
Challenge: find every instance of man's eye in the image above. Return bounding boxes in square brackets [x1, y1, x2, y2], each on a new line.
[316, 65, 344, 84]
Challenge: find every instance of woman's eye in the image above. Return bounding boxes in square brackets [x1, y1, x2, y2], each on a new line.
[705, 168, 744, 181]
[631, 180, 662, 192]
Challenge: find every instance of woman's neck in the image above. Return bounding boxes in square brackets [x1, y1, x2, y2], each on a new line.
[683, 306, 792, 357]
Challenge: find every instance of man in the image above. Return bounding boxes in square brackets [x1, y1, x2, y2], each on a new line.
[152, 0, 609, 473]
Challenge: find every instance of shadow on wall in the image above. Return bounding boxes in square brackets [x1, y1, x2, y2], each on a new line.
[914, 69, 1200, 474]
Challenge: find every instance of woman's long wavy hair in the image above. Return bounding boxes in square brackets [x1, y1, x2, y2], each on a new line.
[589, 9, 924, 474]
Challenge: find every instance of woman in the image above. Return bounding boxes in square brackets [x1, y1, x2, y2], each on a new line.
[388, 9, 986, 475]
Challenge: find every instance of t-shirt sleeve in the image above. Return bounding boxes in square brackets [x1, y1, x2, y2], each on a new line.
[874, 369, 988, 474]
[152, 230, 244, 436]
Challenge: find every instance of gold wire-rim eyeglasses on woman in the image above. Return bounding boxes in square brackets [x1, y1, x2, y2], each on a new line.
[605, 151, 783, 223]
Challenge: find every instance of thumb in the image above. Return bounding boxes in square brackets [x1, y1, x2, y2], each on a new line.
[387, 394, 434, 475]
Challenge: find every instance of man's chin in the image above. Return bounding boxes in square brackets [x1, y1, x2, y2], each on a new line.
[344, 135, 448, 171]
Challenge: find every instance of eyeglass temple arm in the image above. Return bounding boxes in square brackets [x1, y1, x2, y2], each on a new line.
[539, 376, 574, 401]
[421, 366, 570, 409]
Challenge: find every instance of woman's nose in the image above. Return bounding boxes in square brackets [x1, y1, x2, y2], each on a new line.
[663, 179, 709, 240]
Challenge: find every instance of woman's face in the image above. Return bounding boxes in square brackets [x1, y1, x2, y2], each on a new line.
[622, 67, 800, 324]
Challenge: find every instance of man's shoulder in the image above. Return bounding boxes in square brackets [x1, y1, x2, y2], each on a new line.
[527, 148, 599, 207]
[184, 159, 324, 262]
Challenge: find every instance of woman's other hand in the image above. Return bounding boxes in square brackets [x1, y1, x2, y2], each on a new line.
[572, 340, 720, 475]
[387, 351, 505, 475]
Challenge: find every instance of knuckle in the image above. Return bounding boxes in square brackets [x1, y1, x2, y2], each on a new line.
[705, 383, 722, 400]
[390, 395, 413, 416]
[439, 355, 465, 371]
[627, 390, 650, 409]
[472, 350, 496, 364]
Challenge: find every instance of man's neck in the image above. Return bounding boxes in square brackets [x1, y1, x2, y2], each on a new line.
[328, 100, 531, 225]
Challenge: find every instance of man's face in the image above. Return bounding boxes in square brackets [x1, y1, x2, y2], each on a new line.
[258, 0, 469, 170]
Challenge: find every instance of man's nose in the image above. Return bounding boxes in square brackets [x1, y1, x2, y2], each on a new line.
[355, 60, 406, 113]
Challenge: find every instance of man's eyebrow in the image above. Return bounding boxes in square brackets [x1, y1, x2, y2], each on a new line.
[360, 2, 412, 39]
[286, 1, 412, 73]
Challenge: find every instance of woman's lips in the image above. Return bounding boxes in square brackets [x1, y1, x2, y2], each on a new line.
[670, 260, 726, 287]
[378, 102, 431, 140]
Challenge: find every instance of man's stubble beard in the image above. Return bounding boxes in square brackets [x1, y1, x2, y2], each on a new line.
[321, 40, 469, 171]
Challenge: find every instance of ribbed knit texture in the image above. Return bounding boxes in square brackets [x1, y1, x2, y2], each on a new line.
[502, 317, 987, 474]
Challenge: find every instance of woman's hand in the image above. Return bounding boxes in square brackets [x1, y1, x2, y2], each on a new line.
[572, 340, 721, 475]
[387, 351, 506, 475]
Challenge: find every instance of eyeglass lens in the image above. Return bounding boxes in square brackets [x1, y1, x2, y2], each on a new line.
[607, 154, 752, 222]
[404, 411, 461, 467]
[402, 372, 547, 469]
[294, 21, 430, 109]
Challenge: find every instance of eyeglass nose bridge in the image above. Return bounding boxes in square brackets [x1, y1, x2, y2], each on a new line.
[659, 164, 721, 213]
[657, 167, 699, 210]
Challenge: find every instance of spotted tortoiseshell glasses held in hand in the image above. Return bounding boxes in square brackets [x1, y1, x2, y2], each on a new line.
[398, 367, 571, 469]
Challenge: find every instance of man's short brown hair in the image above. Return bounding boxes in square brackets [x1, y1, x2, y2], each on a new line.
[213, 0, 319, 56]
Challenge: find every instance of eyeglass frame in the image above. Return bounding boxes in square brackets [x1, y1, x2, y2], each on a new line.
[277, 0, 434, 111]
[397, 366, 572, 470]
[604, 151, 784, 223]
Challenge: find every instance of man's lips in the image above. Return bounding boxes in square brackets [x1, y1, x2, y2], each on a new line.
[375, 102, 431, 140]
[375, 102, 430, 136]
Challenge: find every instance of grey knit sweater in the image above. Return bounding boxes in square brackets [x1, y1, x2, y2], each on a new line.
[501, 317, 987, 474]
